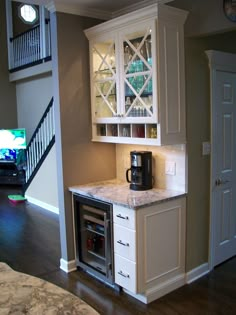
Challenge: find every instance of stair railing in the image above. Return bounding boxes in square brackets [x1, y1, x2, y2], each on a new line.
[9, 19, 51, 72]
[23, 97, 55, 193]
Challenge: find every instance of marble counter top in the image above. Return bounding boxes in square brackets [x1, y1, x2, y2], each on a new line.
[69, 179, 186, 209]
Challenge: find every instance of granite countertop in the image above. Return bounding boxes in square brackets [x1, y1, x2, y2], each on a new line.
[69, 179, 186, 209]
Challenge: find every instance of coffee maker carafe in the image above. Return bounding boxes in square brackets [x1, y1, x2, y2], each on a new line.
[126, 151, 153, 191]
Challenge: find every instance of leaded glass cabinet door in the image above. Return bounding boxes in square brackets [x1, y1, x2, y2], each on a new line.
[120, 20, 157, 122]
[91, 37, 118, 121]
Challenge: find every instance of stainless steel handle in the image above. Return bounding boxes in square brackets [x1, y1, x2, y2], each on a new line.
[116, 214, 129, 220]
[117, 240, 129, 247]
[104, 215, 109, 278]
[118, 270, 130, 278]
[215, 179, 230, 186]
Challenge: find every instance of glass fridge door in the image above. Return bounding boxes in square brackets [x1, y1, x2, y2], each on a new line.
[74, 195, 113, 284]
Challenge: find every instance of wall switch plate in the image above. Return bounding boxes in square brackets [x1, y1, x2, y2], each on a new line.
[165, 161, 176, 176]
[202, 141, 211, 156]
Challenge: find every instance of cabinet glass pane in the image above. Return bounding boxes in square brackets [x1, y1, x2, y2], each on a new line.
[123, 26, 153, 118]
[92, 39, 117, 118]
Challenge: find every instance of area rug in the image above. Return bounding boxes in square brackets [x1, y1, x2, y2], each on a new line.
[0, 262, 99, 315]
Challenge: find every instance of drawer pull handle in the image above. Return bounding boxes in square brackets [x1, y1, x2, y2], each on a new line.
[118, 270, 130, 278]
[117, 240, 129, 247]
[116, 214, 129, 220]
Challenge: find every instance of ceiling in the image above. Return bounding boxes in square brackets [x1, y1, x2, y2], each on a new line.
[13, 0, 172, 17]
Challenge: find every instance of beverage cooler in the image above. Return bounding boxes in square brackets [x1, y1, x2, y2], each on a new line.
[73, 194, 114, 286]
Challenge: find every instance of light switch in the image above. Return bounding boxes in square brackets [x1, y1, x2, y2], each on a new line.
[202, 142, 211, 156]
[165, 161, 176, 176]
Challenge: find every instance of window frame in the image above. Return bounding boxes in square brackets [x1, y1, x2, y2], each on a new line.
[18, 4, 39, 25]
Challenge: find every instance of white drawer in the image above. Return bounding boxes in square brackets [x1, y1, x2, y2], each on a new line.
[114, 224, 136, 262]
[113, 205, 135, 230]
[114, 254, 137, 293]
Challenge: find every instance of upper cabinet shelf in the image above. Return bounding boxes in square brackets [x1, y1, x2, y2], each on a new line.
[85, 4, 188, 146]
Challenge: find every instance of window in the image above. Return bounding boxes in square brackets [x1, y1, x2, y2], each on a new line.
[18, 4, 38, 24]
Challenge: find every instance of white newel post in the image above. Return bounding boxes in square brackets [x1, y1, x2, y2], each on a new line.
[39, 5, 46, 60]
[5, 0, 13, 70]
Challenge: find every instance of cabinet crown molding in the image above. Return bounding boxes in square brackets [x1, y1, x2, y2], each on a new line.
[85, 4, 188, 39]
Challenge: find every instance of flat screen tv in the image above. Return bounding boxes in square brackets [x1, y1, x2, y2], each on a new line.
[0, 129, 26, 150]
[0, 148, 18, 162]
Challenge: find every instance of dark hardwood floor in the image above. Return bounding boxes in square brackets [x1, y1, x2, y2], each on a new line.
[0, 185, 236, 315]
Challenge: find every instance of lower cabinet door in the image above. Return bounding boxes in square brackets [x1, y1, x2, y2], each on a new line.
[114, 254, 137, 293]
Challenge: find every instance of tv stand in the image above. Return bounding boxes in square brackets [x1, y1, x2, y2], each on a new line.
[0, 161, 25, 185]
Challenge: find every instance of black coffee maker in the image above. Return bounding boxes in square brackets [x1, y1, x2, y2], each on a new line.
[126, 151, 153, 191]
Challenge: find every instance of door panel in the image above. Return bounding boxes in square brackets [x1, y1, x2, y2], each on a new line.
[213, 70, 236, 266]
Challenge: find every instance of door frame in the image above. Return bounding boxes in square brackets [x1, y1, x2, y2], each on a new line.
[206, 50, 236, 270]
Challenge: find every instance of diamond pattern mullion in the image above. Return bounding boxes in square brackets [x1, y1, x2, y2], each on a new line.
[125, 77, 138, 97]
[124, 29, 151, 74]
[95, 80, 116, 116]
[93, 43, 116, 80]
[105, 43, 116, 75]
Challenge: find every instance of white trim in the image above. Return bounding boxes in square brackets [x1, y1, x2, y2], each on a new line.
[9, 60, 52, 82]
[85, 4, 187, 40]
[206, 50, 236, 73]
[185, 263, 210, 284]
[5, 0, 13, 69]
[60, 258, 77, 273]
[124, 273, 185, 304]
[39, 5, 46, 59]
[25, 195, 59, 215]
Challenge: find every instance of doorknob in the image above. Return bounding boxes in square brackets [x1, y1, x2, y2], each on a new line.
[215, 178, 229, 186]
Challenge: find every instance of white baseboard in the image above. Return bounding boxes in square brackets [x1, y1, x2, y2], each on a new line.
[186, 263, 210, 284]
[124, 273, 186, 304]
[60, 259, 77, 273]
[25, 195, 59, 215]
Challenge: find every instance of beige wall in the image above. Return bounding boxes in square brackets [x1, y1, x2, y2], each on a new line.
[171, 0, 236, 37]
[15, 72, 56, 210]
[185, 31, 236, 271]
[53, 7, 236, 268]
[116, 30, 236, 273]
[25, 144, 58, 212]
[0, 1, 17, 128]
[52, 12, 116, 261]
[16, 73, 52, 142]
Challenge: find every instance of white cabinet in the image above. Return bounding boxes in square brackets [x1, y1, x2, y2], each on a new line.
[85, 4, 188, 145]
[113, 197, 186, 304]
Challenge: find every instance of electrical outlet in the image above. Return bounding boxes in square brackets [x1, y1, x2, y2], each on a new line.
[165, 161, 176, 176]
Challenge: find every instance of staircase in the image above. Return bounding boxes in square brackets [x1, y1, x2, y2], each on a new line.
[23, 97, 55, 195]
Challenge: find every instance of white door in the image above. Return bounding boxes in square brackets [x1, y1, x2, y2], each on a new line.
[207, 51, 236, 269]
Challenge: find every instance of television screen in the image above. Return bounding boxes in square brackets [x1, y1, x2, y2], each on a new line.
[0, 148, 18, 161]
[0, 129, 26, 149]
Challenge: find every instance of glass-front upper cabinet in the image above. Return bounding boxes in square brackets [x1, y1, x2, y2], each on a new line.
[120, 21, 156, 121]
[89, 21, 156, 124]
[85, 4, 188, 145]
[91, 37, 118, 119]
